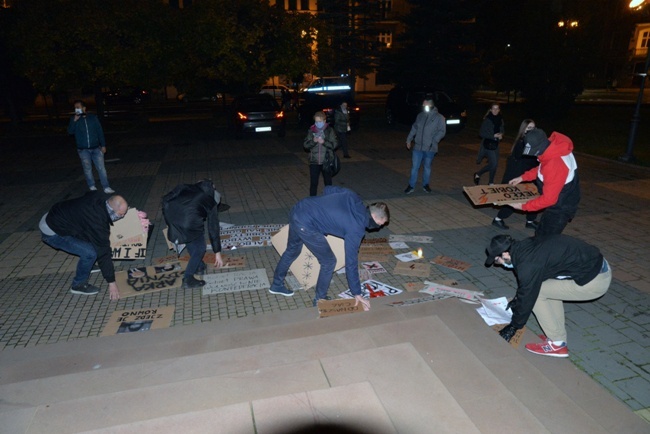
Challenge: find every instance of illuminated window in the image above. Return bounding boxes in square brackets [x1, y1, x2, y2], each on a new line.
[378, 31, 393, 48]
[379, 0, 392, 19]
[641, 30, 650, 48]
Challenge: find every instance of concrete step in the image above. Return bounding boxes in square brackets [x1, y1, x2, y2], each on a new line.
[1, 297, 646, 433]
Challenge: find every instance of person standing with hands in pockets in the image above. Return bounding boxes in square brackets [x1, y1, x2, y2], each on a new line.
[68, 100, 115, 194]
[304, 111, 338, 196]
[404, 97, 446, 194]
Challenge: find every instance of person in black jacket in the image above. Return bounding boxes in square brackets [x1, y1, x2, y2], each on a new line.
[162, 180, 223, 289]
[474, 103, 504, 186]
[485, 234, 611, 358]
[39, 192, 128, 299]
[491, 119, 540, 230]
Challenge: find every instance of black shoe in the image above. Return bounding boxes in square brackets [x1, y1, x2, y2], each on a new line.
[70, 283, 100, 295]
[313, 296, 332, 307]
[404, 185, 414, 194]
[423, 185, 432, 193]
[491, 219, 509, 230]
[217, 203, 231, 212]
[525, 220, 539, 230]
[183, 276, 206, 289]
[196, 263, 206, 276]
[473, 173, 480, 185]
[269, 285, 294, 297]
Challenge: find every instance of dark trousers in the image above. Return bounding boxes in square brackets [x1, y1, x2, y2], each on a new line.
[271, 213, 336, 300]
[42, 233, 96, 287]
[309, 164, 332, 196]
[476, 147, 499, 184]
[536, 210, 572, 237]
[185, 237, 206, 279]
[337, 131, 349, 157]
[497, 206, 538, 222]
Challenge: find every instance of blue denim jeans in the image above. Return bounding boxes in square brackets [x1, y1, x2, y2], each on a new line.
[409, 149, 435, 188]
[272, 212, 336, 299]
[42, 233, 97, 287]
[184, 237, 206, 279]
[77, 147, 110, 189]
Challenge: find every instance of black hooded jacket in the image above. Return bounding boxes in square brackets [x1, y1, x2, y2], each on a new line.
[162, 181, 221, 252]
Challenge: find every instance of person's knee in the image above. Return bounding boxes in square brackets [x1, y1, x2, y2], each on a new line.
[320, 255, 336, 272]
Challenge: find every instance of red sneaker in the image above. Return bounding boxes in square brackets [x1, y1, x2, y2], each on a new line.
[525, 340, 569, 358]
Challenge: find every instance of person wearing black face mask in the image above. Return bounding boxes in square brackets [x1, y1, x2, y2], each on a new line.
[269, 186, 389, 309]
[40, 192, 128, 300]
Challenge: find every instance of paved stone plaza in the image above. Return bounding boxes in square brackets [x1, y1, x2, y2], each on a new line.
[0, 114, 649, 420]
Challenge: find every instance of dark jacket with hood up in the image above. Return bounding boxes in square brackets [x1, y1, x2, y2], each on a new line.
[162, 181, 221, 253]
[46, 191, 116, 282]
[509, 234, 603, 329]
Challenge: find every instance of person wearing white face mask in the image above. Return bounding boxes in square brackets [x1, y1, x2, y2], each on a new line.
[304, 111, 338, 196]
[68, 100, 114, 194]
[485, 234, 611, 358]
[404, 97, 446, 194]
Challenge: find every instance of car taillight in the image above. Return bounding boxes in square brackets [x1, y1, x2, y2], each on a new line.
[322, 108, 333, 114]
[353, 107, 360, 111]
[276, 111, 284, 119]
[237, 112, 248, 120]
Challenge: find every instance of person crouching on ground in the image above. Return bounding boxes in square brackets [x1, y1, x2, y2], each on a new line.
[485, 234, 611, 358]
[269, 186, 389, 309]
[162, 180, 224, 289]
[40, 192, 128, 300]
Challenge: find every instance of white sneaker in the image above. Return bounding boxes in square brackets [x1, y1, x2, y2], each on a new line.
[89, 186, 98, 191]
[104, 187, 115, 194]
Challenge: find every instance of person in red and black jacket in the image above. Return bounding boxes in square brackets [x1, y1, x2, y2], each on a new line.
[506, 129, 580, 237]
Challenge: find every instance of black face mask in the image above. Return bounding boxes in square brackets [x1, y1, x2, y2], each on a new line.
[366, 215, 382, 232]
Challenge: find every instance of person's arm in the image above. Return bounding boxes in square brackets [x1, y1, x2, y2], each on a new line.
[499, 264, 544, 341]
[206, 203, 222, 257]
[86, 224, 117, 297]
[478, 119, 493, 140]
[94, 117, 106, 148]
[521, 159, 568, 212]
[432, 115, 446, 143]
[303, 130, 316, 151]
[325, 129, 338, 150]
[68, 116, 78, 135]
[343, 232, 364, 295]
[406, 119, 418, 144]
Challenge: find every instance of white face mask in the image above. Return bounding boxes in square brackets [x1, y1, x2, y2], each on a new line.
[75, 108, 83, 115]
[213, 190, 221, 205]
[423, 105, 430, 112]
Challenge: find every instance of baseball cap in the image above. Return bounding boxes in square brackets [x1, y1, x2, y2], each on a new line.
[522, 129, 550, 157]
[485, 235, 514, 266]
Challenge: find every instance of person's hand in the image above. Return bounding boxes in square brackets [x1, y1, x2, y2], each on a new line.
[509, 176, 523, 186]
[101, 146, 106, 154]
[354, 294, 370, 311]
[214, 252, 224, 268]
[494, 133, 503, 140]
[108, 282, 120, 301]
[499, 324, 519, 342]
[406, 141, 412, 150]
[510, 202, 524, 210]
[506, 296, 518, 312]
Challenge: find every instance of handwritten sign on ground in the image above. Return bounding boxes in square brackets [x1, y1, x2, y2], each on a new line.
[395, 251, 421, 262]
[431, 255, 472, 272]
[271, 225, 345, 290]
[116, 265, 184, 298]
[110, 208, 148, 260]
[152, 255, 181, 265]
[318, 299, 363, 318]
[388, 293, 453, 307]
[361, 261, 387, 275]
[389, 234, 433, 244]
[202, 269, 270, 296]
[358, 244, 394, 261]
[394, 261, 431, 278]
[492, 324, 526, 349]
[220, 224, 284, 249]
[419, 281, 484, 301]
[389, 241, 410, 250]
[403, 281, 427, 292]
[339, 279, 403, 299]
[101, 306, 175, 336]
[358, 253, 390, 262]
[361, 238, 388, 244]
[463, 183, 540, 206]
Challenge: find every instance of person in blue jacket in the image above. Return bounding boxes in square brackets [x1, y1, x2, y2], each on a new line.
[269, 186, 390, 309]
[68, 100, 114, 194]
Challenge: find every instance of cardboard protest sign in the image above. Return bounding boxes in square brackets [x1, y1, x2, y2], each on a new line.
[394, 261, 431, 278]
[389, 241, 410, 250]
[152, 255, 181, 265]
[389, 234, 433, 244]
[101, 306, 175, 336]
[110, 208, 148, 260]
[361, 238, 388, 244]
[358, 253, 390, 262]
[463, 183, 540, 206]
[271, 225, 345, 290]
[431, 255, 472, 272]
[202, 269, 270, 296]
[361, 261, 387, 275]
[318, 299, 363, 318]
[395, 251, 421, 262]
[492, 324, 526, 349]
[419, 281, 484, 301]
[403, 281, 427, 292]
[388, 293, 453, 307]
[221, 224, 284, 249]
[358, 244, 394, 262]
[161, 227, 186, 253]
[339, 279, 403, 299]
[116, 265, 185, 298]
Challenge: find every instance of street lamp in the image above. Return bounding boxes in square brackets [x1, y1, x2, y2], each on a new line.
[620, 0, 650, 162]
